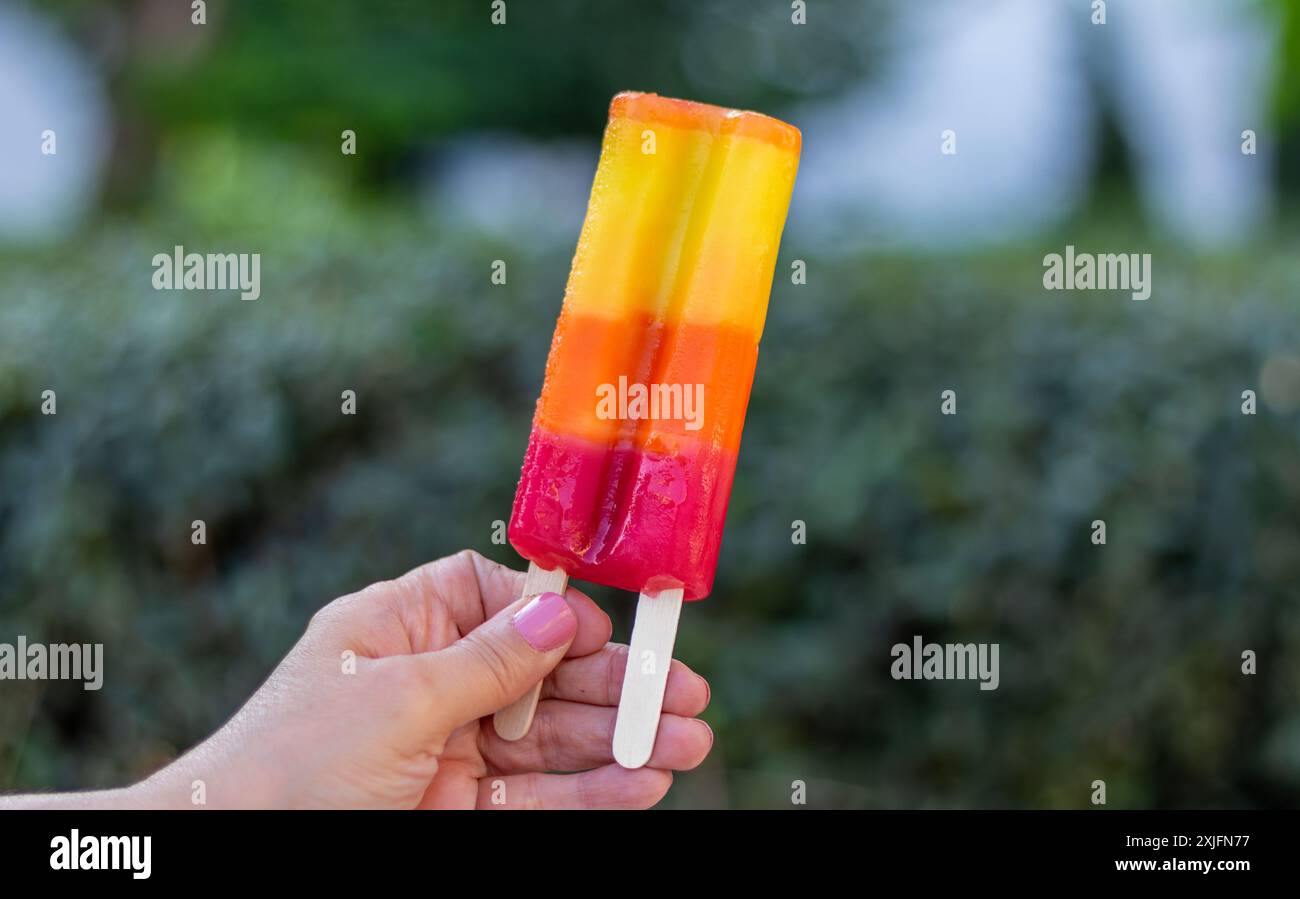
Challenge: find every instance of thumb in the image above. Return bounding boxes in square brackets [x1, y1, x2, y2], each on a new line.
[412, 591, 577, 734]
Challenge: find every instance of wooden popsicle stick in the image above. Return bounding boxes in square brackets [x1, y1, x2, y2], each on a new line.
[612, 586, 685, 769]
[492, 561, 570, 741]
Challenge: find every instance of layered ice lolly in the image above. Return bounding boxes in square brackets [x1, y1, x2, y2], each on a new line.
[495, 92, 799, 763]
[508, 92, 801, 600]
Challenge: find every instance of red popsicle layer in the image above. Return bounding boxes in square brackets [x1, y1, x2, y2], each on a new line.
[510, 425, 738, 600]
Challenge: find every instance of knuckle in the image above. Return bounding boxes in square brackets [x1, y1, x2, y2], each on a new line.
[461, 632, 523, 703]
[454, 548, 489, 579]
[385, 655, 430, 696]
[607, 644, 631, 705]
[534, 708, 561, 771]
[306, 601, 340, 635]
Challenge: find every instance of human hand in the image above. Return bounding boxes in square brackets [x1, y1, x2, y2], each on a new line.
[127, 551, 712, 809]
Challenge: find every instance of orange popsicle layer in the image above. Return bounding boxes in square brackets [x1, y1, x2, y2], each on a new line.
[609, 91, 802, 152]
[535, 312, 759, 453]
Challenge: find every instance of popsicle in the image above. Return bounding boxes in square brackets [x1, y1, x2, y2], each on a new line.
[493, 92, 800, 766]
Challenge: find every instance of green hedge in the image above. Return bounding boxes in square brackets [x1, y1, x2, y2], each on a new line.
[2, 153, 1299, 805]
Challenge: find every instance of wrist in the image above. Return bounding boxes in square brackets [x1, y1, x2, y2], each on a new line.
[120, 769, 201, 809]
[128, 750, 286, 809]
[0, 785, 140, 810]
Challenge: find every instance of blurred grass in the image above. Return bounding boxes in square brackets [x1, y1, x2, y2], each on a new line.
[2, 136, 1299, 807]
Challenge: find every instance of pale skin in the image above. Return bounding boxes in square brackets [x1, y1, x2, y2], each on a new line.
[1, 551, 713, 809]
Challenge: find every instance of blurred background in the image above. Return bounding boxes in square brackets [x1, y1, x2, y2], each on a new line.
[2, 0, 1299, 808]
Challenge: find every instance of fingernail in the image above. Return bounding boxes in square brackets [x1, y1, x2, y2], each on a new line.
[697, 674, 711, 709]
[512, 592, 576, 652]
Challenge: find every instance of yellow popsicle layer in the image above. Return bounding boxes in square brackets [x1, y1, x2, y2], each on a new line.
[562, 92, 801, 337]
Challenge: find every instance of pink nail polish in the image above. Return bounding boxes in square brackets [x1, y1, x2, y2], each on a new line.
[512, 592, 576, 651]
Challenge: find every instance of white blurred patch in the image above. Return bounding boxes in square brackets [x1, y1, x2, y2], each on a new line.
[791, 0, 1093, 251]
[788, 0, 1277, 251]
[1105, 0, 1276, 248]
[421, 135, 595, 246]
[0, 4, 110, 244]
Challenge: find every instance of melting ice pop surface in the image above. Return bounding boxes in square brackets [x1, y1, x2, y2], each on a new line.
[509, 92, 800, 600]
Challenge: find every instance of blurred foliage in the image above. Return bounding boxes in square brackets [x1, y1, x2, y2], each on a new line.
[41, 0, 885, 185]
[33, 0, 1299, 206]
[4, 0, 1300, 808]
[1271, 0, 1300, 121]
[2, 134, 1300, 807]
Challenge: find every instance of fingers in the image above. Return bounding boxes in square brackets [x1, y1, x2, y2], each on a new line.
[481, 700, 713, 773]
[476, 765, 673, 810]
[547, 586, 610, 658]
[540, 644, 710, 716]
[391, 551, 611, 657]
[388, 591, 579, 736]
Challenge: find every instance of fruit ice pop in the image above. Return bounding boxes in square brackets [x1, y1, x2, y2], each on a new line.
[508, 92, 801, 600]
